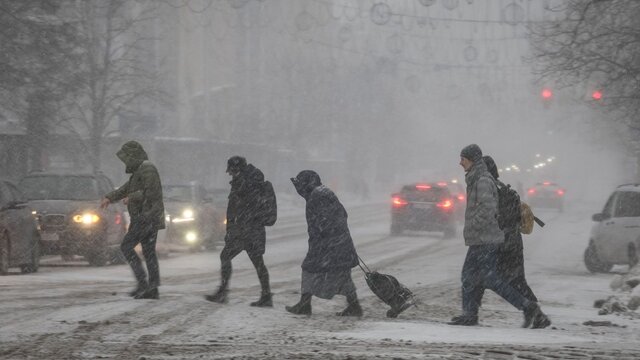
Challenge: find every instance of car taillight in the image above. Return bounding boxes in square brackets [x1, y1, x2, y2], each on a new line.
[437, 182, 447, 187]
[115, 213, 122, 225]
[415, 184, 431, 190]
[456, 194, 465, 201]
[557, 189, 564, 196]
[392, 196, 408, 207]
[528, 188, 536, 195]
[437, 199, 453, 209]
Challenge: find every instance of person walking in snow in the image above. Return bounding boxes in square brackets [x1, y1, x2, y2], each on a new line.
[449, 144, 550, 328]
[483, 155, 539, 303]
[101, 140, 165, 300]
[205, 156, 273, 307]
[285, 170, 363, 317]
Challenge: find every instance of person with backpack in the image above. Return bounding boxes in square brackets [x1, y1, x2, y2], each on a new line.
[483, 155, 539, 303]
[204, 156, 274, 307]
[285, 170, 362, 317]
[449, 144, 550, 328]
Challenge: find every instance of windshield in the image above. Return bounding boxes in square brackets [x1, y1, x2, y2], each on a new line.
[163, 186, 193, 202]
[19, 176, 99, 201]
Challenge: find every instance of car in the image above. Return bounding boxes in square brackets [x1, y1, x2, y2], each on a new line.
[390, 183, 457, 238]
[526, 181, 565, 211]
[585, 184, 640, 273]
[18, 172, 128, 266]
[435, 180, 466, 221]
[163, 183, 226, 251]
[0, 179, 41, 274]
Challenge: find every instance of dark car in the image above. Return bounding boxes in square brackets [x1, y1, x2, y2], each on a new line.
[163, 183, 226, 251]
[527, 181, 565, 211]
[18, 172, 127, 266]
[0, 179, 41, 274]
[390, 183, 457, 238]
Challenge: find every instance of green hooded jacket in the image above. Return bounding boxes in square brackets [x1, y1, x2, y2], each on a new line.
[105, 141, 165, 230]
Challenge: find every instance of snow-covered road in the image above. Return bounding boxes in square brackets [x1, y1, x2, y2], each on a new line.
[1, 201, 639, 359]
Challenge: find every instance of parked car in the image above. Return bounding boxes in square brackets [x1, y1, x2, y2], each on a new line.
[526, 181, 565, 211]
[0, 179, 41, 274]
[163, 183, 226, 251]
[18, 172, 127, 266]
[390, 183, 457, 238]
[585, 184, 640, 273]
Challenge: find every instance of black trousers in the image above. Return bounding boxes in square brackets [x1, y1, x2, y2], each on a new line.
[121, 219, 160, 288]
[219, 234, 270, 294]
[497, 230, 538, 303]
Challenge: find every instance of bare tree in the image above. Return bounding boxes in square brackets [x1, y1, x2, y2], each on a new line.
[529, 0, 640, 157]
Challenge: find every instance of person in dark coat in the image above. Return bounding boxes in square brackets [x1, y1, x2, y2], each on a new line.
[483, 155, 539, 303]
[449, 144, 550, 328]
[101, 140, 165, 299]
[205, 156, 272, 307]
[285, 170, 362, 317]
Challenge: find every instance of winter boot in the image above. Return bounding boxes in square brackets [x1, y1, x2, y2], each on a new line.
[285, 294, 312, 315]
[128, 281, 148, 297]
[204, 287, 228, 304]
[448, 314, 479, 326]
[386, 302, 413, 318]
[522, 302, 547, 328]
[531, 308, 551, 329]
[135, 287, 159, 300]
[337, 298, 363, 317]
[250, 292, 273, 307]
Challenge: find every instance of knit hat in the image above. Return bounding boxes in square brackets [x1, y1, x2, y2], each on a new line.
[460, 144, 483, 162]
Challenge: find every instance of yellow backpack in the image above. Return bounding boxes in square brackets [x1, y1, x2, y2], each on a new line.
[520, 202, 544, 234]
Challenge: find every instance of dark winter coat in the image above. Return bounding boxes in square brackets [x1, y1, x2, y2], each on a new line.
[106, 141, 165, 230]
[302, 185, 359, 273]
[226, 164, 265, 227]
[463, 159, 503, 246]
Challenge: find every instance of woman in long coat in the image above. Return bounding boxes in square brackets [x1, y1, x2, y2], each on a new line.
[286, 170, 362, 317]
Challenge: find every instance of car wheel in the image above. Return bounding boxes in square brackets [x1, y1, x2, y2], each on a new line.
[629, 243, 639, 270]
[390, 223, 403, 236]
[21, 234, 40, 274]
[0, 232, 9, 275]
[584, 244, 613, 273]
[87, 251, 108, 267]
[443, 225, 456, 239]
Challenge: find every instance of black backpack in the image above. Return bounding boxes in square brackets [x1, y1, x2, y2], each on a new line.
[258, 180, 277, 226]
[495, 182, 522, 230]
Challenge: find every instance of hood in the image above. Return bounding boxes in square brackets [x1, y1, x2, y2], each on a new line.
[291, 170, 322, 200]
[116, 141, 149, 173]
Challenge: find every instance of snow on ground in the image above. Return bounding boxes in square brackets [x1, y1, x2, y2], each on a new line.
[2, 198, 640, 359]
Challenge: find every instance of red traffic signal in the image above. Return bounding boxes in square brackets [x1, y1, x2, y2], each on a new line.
[541, 88, 553, 100]
[592, 90, 602, 100]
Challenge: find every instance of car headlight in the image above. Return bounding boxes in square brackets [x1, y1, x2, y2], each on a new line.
[171, 209, 195, 223]
[185, 231, 197, 243]
[73, 213, 100, 224]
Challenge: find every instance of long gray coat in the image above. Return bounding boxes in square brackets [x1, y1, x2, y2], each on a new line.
[463, 160, 503, 246]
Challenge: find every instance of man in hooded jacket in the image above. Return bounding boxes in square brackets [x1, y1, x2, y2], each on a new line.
[205, 156, 272, 307]
[101, 140, 165, 299]
[449, 144, 550, 328]
[285, 170, 362, 317]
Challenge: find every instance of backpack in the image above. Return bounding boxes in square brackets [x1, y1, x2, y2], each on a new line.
[258, 180, 277, 226]
[495, 182, 522, 230]
[519, 201, 545, 234]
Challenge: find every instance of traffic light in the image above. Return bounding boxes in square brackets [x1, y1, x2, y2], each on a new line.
[541, 88, 553, 100]
[592, 90, 602, 101]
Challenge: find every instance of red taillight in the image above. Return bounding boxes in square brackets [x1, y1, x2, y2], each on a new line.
[115, 213, 122, 225]
[437, 199, 453, 209]
[392, 197, 408, 207]
[416, 184, 431, 190]
[456, 194, 465, 201]
[543, 181, 551, 186]
[557, 189, 564, 196]
[528, 188, 536, 195]
[437, 182, 447, 187]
